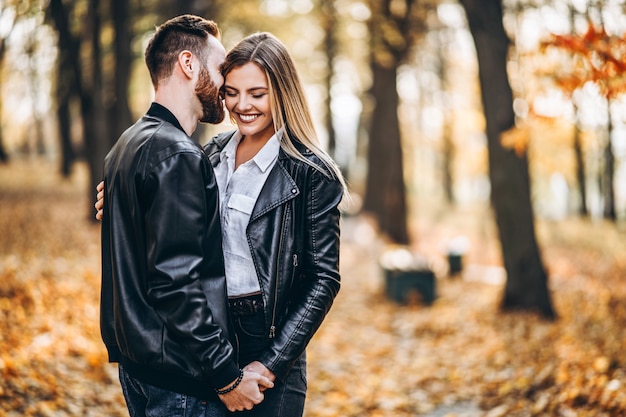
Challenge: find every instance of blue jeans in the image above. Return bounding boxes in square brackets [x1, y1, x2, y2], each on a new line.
[119, 365, 228, 417]
[233, 311, 307, 417]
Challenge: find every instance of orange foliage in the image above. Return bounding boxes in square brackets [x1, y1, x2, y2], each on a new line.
[542, 23, 626, 99]
[1, 161, 626, 416]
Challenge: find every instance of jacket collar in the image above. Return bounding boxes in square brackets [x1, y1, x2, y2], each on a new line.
[147, 102, 185, 134]
[207, 130, 300, 221]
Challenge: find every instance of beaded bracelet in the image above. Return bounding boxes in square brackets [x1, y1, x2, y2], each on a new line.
[215, 369, 244, 395]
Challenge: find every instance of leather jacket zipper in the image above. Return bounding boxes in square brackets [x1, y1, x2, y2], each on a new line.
[269, 207, 289, 339]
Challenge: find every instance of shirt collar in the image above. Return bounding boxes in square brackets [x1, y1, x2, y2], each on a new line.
[220, 129, 281, 173]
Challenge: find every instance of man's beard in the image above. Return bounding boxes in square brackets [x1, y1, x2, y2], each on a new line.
[195, 66, 225, 124]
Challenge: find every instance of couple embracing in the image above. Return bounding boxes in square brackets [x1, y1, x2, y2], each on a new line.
[98, 14, 346, 417]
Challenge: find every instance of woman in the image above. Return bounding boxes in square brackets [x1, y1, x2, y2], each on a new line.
[210, 32, 346, 416]
[97, 32, 346, 416]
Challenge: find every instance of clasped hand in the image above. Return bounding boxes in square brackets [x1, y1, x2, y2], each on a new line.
[218, 366, 275, 412]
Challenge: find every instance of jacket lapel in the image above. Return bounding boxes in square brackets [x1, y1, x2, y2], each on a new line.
[250, 159, 299, 222]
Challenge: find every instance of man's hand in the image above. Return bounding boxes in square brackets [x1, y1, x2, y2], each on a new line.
[218, 371, 274, 412]
[95, 181, 104, 220]
[243, 361, 276, 392]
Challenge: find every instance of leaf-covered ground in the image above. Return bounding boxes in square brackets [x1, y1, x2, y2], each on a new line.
[1, 160, 625, 417]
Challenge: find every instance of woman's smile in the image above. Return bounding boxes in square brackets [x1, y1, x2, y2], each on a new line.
[238, 113, 261, 123]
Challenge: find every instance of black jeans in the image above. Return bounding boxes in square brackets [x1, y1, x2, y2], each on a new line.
[118, 365, 227, 417]
[233, 311, 307, 417]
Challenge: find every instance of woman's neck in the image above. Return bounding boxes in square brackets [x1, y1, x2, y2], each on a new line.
[235, 132, 273, 170]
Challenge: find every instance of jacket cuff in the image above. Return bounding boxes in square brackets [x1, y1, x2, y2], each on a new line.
[258, 353, 294, 382]
[211, 361, 241, 390]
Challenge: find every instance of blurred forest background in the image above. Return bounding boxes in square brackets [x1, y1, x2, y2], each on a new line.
[1, 0, 626, 416]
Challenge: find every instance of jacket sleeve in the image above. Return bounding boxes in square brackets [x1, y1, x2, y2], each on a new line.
[259, 168, 343, 379]
[143, 149, 239, 388]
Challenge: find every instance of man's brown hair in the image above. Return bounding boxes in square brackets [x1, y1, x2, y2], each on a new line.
[144, 14, 220, 87]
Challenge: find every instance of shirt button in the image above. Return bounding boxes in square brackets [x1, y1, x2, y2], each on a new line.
[291, 188, 297, 194]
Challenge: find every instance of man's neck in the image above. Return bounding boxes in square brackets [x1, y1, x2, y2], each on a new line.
[154, 89, 198, 137]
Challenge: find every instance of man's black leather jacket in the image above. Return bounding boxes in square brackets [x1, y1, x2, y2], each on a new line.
[205, 130, 343, 380]
[100, 104, 239, 399]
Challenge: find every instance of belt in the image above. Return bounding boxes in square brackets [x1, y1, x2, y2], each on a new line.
[228, 293, 264, 317]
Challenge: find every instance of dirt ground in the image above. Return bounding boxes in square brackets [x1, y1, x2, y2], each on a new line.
[1, 160, 625, 417]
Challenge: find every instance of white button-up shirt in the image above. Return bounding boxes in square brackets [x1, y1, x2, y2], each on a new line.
[214, 131, 280, 297]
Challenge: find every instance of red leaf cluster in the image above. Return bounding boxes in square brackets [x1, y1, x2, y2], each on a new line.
[542, 24, 626, 99]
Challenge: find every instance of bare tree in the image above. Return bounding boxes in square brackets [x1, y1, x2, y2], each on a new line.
[567, 5, 588, 217]
[82, 0, 110, 220]
[109, 0, 133, 141]
[460, 0, 555, 319]
[0, 17, 12, 163]
[47, 0, 82, 176]
[320, 0, 338, 161]
[362, 0, 427, 244]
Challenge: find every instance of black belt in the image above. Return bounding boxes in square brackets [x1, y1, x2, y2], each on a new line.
[228, 293, 264, 317]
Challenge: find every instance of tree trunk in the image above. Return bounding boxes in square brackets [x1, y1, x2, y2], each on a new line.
[57, 96, 73, 176]
[568, 8, 587, 217]
[54, 30, 75, 177]
[438, 30, 454, 205]
[26, 36, 46, 156]
[363, 61, 409, 244]
[603, 102, 616, 220]
[0, 137, 7, 163]
[109, 0, 133, 143]
[360, 0, 418, 245]
[572, 113, 587, 216]
[460, 0, 555, 319]
[48, 0, 107, 218]
[0, 12, 13, 163]
[321, 0, 337, 161]
[442, 120, 454, 204]
[0, 93, 7, 163]
[47, 0, 83, 175]
[0, 37, 8, 163]
[0, 108, 7, 161]
[83, 0, 109, 222]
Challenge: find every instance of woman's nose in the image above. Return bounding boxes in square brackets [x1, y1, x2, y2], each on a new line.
[237, 94, 254, 111]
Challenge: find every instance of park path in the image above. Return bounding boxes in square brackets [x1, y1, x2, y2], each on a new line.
[303, 216, 491, 417]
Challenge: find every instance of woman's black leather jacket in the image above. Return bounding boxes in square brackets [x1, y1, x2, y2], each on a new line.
[100, 106, 240, 399]
[205, 131, 343, 380]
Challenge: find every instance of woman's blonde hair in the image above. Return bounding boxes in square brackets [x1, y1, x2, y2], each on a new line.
[222, 32, 347, 193]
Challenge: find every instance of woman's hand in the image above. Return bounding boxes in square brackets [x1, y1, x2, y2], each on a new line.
[95, 181, 104, 221]
[243, 361, 276, 391]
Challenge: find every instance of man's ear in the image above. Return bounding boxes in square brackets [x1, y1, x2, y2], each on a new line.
[178, 50, 195, 80]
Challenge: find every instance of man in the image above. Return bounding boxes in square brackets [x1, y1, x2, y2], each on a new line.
[100, 15, 272, 416]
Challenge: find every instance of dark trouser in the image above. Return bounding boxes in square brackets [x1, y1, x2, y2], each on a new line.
[119, 365, 228, 417]
[230, 297, 307, 417]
